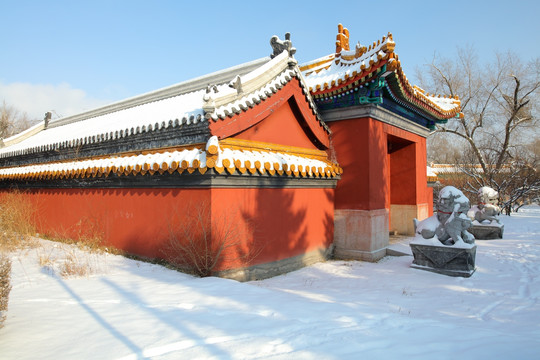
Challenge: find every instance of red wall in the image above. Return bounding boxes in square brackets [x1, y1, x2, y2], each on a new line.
[328, 117, 388, 210]
[388, 136, 430, 206]
[389, 142, 417, 205]
[211, 187, 334, 270]
[384, 124, 429, 206]
[236, 100, 318, 150]
[3, 186, 334, 272]
[13, 188, 210, 258]
[328, 117, 430, 211]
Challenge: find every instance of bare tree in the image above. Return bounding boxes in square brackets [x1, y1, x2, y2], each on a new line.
[0, 101, 37, 139]
[427, 132, 465, 164]
[418, 49, 540, 212]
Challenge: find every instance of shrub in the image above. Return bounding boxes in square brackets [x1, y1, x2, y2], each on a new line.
[37, 244, 105, 279]
[0, 254, 11, 327]
[163, 202, 261, 277]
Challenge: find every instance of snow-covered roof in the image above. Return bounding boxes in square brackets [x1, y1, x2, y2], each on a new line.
[427, 165, 438, 183]
[300, 34, 394, 93]
[0, 50, 327, 160]
[1, 57, 268, 151]
[428, 164, 511, 175]
[1, 89, 207, 157]
[0, 33, 342, 187]
[300, 25, 462, 123]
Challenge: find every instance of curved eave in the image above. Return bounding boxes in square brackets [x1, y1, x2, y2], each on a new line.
[309, 60, 389, 98]
[384, 60, 461, 121]
[300, 27, 461, 124]
[301, 31, 395, 96]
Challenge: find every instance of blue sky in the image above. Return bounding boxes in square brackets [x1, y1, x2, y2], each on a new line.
[1, 0, 539, 120]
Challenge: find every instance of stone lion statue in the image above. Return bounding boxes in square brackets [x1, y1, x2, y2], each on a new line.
[468, 186, 501, 224]
[414, 186, 475, 245]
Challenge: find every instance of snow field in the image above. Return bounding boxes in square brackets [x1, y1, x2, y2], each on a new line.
[1, 207, 539, 359]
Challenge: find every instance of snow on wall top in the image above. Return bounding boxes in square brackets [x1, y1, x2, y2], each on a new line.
[427, 165, 438, 182]
[0, 136, 342, 181]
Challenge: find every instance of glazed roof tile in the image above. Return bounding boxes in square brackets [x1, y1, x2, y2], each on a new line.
[300, 36, 394, 93]
[0, 137, 342, 181]
[300, 25, 461, 121]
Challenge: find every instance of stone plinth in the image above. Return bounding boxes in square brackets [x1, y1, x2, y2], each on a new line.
[334, 208, 389, 262]
[410, 238, 476, 277]
[468, 222, 504, 240]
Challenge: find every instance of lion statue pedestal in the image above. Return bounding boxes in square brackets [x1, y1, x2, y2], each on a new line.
[411, 186, 476, 277]
[467, 186, 504, 239]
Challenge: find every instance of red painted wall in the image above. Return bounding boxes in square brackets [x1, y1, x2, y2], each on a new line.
[388, 135, 430, 206]
[2, 186, 334, 272]
[329, 117, 430, 211]
[11, 188, 210, 258]
[389, 142, 417, 205]
[210, 187, 334, 270]
[0, 79, 337, 273]
[328, 117, 388, 210]
[235, 100, 318, 150]
[384, 124, 429, 205]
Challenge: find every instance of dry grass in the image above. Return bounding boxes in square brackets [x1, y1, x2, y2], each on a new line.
[50, 216, 122, 256]
[0, 190, 115, 279]
[36, 244, 107, 279]
[0, 190, 34, 327]
[0, 254, 11, 328]
[59, 252, 91, 278]
[38, 248, 56, 275]
[0, 190, 37, 251]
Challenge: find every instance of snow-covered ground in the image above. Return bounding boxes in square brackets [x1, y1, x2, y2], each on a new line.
[1, 207, 540, 360]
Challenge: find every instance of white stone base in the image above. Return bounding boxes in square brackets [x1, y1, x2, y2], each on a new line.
[333, 247, 387, 262]
[333, 209, 389, 262]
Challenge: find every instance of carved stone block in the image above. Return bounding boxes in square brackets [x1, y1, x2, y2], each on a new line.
[410, 240, 476, 277]
[468, 223, 504, 240]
